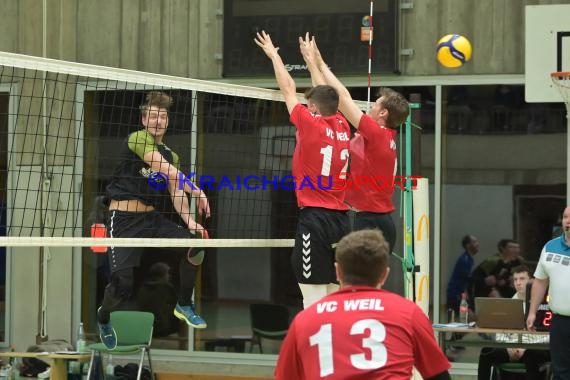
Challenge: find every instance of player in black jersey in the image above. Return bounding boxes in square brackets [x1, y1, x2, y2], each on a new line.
[98, 91, 209, 349]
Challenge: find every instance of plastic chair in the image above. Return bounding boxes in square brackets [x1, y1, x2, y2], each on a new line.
[249, 304, 289, 353]
[544, 362, 553, 380]
[87, 311, 155, 380]
[491, 362, 526, 379]
[492, 361, 552, 380]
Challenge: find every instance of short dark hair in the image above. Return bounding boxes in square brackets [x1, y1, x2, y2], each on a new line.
[497, 239, 516, 252]
[512, 264, 530, 276]
[461, 235, 473, 249]
[335, 229, 389, 287]
[140, 91, 173, 115]
[377, 87, 409, 128]
[305, 85, 339, 116]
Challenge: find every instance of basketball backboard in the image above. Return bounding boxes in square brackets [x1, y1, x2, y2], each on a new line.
[525, 4, 570, 103]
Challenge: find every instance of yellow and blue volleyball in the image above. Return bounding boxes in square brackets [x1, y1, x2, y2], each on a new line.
[436, 34, 472, 68]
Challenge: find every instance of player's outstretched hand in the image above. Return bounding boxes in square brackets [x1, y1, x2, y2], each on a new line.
[254, 30, 280, 59]
[299, 32, 314, 65]
[299, 33, 324, 67]
[196, 192, 211, 218]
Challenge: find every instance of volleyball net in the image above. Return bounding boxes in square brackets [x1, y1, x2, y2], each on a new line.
[0, 52, 432, 345]
[0, 51, 303, 249]
[0, 51, 427, 289]
[0, 51, 427, 282]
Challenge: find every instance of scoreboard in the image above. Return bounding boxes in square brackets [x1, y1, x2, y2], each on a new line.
[223, 0, 399, 77]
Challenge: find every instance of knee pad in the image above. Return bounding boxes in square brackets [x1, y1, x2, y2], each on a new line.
[187, 248, 205, 266]
[111, 269, 134, 299]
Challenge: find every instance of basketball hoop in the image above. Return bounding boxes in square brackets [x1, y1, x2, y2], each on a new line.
[551, 72, 570, 114]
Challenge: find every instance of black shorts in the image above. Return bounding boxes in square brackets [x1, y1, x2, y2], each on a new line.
[107, 210, 195, 273]
[353, 211, 396, 253]
[291, 207, 350, 284]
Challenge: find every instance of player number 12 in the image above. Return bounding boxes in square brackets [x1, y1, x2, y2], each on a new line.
[309, 319, 388, 377]
[320, 145, 349, 179]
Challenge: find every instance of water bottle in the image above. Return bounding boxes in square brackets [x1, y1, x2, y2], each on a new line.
[106, 355, 115, 376]
[10, 358, 19, 380]
[77, 322, 87, 353]
[459, 292, 469, 324]
[447, 308, 455, 323]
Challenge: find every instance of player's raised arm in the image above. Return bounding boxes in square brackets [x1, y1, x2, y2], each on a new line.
[142, 147, 207, 235]
[179, 179, 210, 218]
[303, 36, 364, 128]
[167, 179, 207, 238]
[254, 31, 299, 114]
[143, 150, 210, 217]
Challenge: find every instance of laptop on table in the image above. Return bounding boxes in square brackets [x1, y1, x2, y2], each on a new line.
[475, 297, 526, 329]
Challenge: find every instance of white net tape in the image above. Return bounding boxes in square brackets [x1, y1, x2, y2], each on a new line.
[0, 51, 284, 102]
[0, 236, 293, 248]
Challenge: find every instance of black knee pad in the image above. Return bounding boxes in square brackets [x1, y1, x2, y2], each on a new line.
[111, 268, 134, 299]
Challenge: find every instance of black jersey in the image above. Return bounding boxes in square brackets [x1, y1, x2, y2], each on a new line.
[106, 130, 179, 207]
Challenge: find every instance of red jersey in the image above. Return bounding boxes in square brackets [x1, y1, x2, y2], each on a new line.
[345, 114, 397, 213]
[290, 104, 350, 210]
[275, 286, 450, 380]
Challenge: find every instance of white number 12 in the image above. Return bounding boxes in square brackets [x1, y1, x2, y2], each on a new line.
[309, 319, 388, 377]
[320, 145, 349, 179]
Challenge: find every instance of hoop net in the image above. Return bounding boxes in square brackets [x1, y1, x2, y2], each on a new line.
[551, 72, 570, 114]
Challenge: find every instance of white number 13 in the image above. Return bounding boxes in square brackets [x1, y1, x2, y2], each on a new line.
[309, 319, 387, 377]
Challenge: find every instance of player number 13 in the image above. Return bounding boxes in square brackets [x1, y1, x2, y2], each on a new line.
[309, 319, 388, 377]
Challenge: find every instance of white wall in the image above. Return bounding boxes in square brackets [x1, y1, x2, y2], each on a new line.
[8, 166, 76, 350]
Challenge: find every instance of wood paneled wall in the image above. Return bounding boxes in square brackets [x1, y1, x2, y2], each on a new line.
[402, 0, 570, 75]
[0, 0, 569, 79]
[0, 0, 223, 79]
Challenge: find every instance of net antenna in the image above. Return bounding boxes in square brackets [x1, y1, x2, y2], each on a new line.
[366, 1, 374, 113]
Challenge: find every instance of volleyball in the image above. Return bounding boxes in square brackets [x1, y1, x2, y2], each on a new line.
[436, 34, 472, 68]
